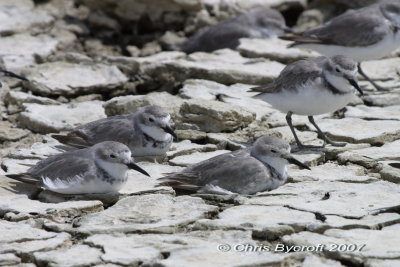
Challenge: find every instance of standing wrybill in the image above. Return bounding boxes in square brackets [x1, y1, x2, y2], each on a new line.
[251, 55, 363, 149]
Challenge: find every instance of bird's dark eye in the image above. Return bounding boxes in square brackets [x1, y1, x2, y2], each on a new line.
[149, 117, 154, 122]
[335, 67, 341, 73]
[271, 150, 277, 153]
[110, 154, 116, 158]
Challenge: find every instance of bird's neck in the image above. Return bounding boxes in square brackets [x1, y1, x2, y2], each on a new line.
[95, 158, 128, 180]
[140, 125, 170, 142]
[323, 71, 353, 95]
[251, 150, 288, 179]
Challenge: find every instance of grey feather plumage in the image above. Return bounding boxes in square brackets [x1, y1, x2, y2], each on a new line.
[251, 57, 326, 94]
[283, 3, 398, 47]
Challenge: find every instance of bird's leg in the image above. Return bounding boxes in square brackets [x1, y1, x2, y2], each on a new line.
[358, 63, 388, 91]
[286, 112, 322, 150]
[308, 116, 346, 147]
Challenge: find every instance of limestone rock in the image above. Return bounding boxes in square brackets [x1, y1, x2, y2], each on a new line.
[248, 181, 400, 218]
[0, 195, 103, 221]
[288, 162, 375, 183]
[5, 91, 60, 108]
[0, 253, 21, 265]
[282, 228, 400, 265]
[0, 232, 70, 256]
[1, 34, 59, 70]
[0, 121, 30, 142]
[85, 230, 290, 267]
[33, 245, 103, 267]
[180, 99, 255, 132]
[104, 92, 184, 118]
[238, 38, 319, 63]
[337, 140, 400, 169]
[74, 194, 218, 234]
[179, 79, 275, 119]
[0, 220, 56, 243]
[379, 161, 400, 183]
[19, 101, 106, 134]
[314, 118, 400, 145]
[0, 0, 54, 34]
[23, 62, 128, 96]
[145, 49, 285, 85]
[301, 254, 345, 267]
[363, 90, 400, 107]
[194, 205, 319, 233]
[345, 105, 400, 121]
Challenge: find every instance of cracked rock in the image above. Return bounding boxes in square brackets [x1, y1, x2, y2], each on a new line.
[18, 101, 106, 133]
[313, 118, 400, 145]
[145, 49, 285, 85]
[178, 79, 275, 119]
[238, 38, 319, 63]
[23, 62, 128, 96]
[85, 230, 290, 267]
[0, 0, 54, 35]
[104, 92, 184, 118]
[282, 228, 400, 265]
[180, 99, 255, 132]
[247, 181, 400, 218]
[288, 162, 375, 183]
[74, 194, 218, 234]
[33, 245, 103, 267]
[345, 105, 400, 121]
[0, 121, 30, 142]
[0, 195, 103, 221]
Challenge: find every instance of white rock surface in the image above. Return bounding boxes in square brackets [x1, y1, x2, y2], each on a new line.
[247, 181, 400, 218]
[180, 99, 255, 132]
[145, 49, 285, 85]
[345, 105, 400, 121]
[104, 92, 184, 117]
[19, 101, 106, 133]
[0, 0, 54, 34]
[23, 62, 128, 96]
[238, 38, 319, 63]
[0, 195, 103, 221]
[74, 194, 218, 234]
[314, 118, 400, 145]
[33, 245, 103, 267]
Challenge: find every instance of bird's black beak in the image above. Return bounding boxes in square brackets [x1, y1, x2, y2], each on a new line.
[2, 70, 29, 81]
[287, 156, 310, 170]
[162, 125, 178, 141]
[126, 162, 150, 177]
[348, 78, 363, 96]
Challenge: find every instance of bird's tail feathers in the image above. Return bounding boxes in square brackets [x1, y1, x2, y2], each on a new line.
[51, 132, 91, 149]
[6, 173, 41, 185]
[157, 173, 200, 191]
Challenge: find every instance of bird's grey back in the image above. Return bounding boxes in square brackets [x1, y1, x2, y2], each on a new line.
[28, 147, 96, 181]
[293, 4, 391, 47]
[180, 7, 286, 53]
[253, 56, 327, 94]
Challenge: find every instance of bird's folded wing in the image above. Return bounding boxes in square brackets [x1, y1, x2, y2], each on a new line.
[29, 152, 96, 182]
[283, 9, 387, 47]
[251, 58, 322, 93]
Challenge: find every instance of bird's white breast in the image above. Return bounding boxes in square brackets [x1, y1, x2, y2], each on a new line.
[257, 78, 356, 116]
